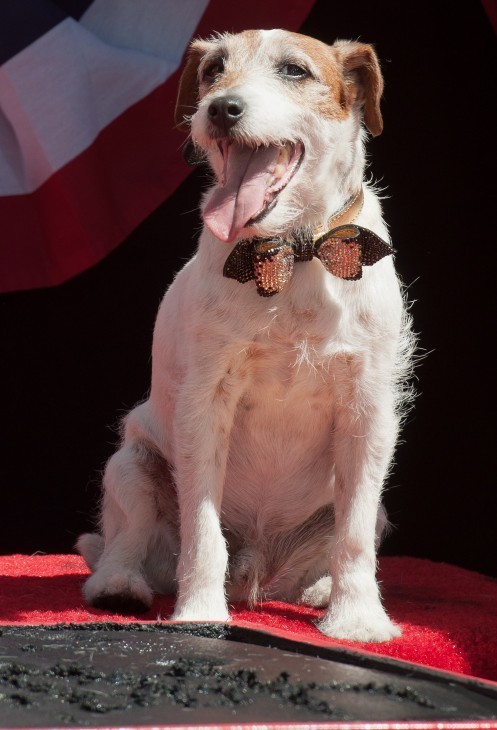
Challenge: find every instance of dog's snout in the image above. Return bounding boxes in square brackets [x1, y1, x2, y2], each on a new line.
[208, 96, 246, 131]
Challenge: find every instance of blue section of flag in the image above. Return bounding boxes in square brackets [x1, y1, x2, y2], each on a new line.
[0, 0, 94, 65]
[0, 0, 66, 64]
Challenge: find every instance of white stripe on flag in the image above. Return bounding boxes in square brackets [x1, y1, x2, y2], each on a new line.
[80, 0, 209, 60]
[0, 2, 208, 196]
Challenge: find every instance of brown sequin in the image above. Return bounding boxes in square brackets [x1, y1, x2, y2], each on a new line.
[253, 242, 294, 297]
[317, 238, 362, 280]
[293, 231, 315, 262]
[223, 240, 255, 284]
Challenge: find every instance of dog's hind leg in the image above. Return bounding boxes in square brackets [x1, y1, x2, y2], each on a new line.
[80, 435, 178, 614]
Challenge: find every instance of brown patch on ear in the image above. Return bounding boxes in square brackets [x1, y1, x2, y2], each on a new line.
[286, 33, 349, 121]
[334, 40, 384, 136]
[174, 40, 211, 130]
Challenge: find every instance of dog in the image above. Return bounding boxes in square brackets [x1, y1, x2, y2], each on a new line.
[77, 29, 415, 642]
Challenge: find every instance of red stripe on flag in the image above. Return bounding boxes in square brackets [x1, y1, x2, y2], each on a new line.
[0, 1, 316, 292]
[0, 80, 187, 292]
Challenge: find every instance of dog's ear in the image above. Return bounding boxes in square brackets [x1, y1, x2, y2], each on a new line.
[175, 40, 211, 131]
[334, 41, 384, 137]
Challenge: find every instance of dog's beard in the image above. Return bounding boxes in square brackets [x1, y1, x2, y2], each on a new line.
[203, 140, 303, 243]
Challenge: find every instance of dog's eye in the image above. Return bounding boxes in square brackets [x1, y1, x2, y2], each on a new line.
[279, 63, 309, 79]
[203, 58, 225, 82]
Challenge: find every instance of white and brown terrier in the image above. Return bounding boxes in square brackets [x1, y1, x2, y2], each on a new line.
[78, 29, 414, 642]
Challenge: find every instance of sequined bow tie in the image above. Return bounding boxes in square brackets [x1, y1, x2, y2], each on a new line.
[223, 224, 394, 297]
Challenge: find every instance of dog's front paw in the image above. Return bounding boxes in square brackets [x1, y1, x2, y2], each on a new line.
[172, 594, 230, 623]
[82, 570, 153, 615]
[317, 603, 401, 643]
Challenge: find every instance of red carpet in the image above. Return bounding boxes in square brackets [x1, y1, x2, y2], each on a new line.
[1, 554, 496, 684]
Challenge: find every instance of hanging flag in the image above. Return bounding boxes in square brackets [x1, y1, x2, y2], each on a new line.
[0, 0, 315, 293]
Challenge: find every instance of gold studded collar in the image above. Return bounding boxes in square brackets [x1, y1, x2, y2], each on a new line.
[223, 189, 393, 297]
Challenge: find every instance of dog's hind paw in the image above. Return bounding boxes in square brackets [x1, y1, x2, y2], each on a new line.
[298, 576, 332, 608]
[317, 604, 401, 643]
[75, 532, 104, 571]
[82, 571, 153, 615]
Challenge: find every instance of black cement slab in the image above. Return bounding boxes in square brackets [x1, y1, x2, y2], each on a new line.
[0, 623, 496, 727]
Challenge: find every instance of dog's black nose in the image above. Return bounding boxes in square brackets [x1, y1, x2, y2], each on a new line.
[208, 96, 246, 131]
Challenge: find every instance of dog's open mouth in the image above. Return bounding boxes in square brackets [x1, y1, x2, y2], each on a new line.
[204, 140, 304, 243]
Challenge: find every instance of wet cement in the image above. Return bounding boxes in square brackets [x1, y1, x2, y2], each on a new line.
[1, 623, 496, 727]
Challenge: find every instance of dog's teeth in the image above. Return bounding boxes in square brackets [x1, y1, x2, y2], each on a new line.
[272, 145, 292, 180]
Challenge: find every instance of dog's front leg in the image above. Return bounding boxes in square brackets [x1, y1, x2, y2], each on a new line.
[171, 356, 246, 622]
[319, 383, 401, 642]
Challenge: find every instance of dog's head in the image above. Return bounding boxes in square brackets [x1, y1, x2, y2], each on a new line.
[175, 29, 383, 243]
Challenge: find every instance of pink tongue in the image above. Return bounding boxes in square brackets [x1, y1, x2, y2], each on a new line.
[204, 143, 281, 242]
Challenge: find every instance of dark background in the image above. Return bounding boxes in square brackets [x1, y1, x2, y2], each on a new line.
[1, 1, 496, 577]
